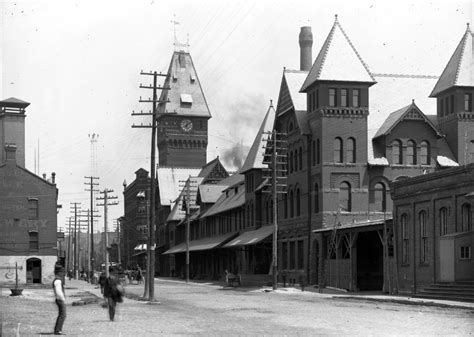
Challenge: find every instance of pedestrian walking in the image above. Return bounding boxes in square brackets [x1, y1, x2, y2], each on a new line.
[99, 272, 107, 295]
[103, 267, 124, 321]
[136, 268, 142, 285]
[52, 264, 66, 335]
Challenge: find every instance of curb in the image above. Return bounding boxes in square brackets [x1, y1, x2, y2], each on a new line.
[334, 296, 474, 310]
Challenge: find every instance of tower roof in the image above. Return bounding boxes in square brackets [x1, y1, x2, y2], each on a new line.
[158, 51, 211, 118]
[300, 15, 375, 92]
[430, 24, 474, 97]
[239, 102, 276, 174]
[0, 97, 30, 109]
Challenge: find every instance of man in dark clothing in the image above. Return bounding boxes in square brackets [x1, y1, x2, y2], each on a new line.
[98, 272, 107, 295]
[53, 265, 66, 335]
[103, 267, 123, 321]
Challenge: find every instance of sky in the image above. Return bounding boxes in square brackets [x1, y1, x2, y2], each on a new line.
[1, 0, 472, 232]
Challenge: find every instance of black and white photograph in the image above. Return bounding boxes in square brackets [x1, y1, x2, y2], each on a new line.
[0, 0, 473, 335]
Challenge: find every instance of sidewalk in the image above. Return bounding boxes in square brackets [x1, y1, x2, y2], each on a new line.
[157, 277, 474, 310]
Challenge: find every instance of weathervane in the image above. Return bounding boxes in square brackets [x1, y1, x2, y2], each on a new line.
[171, 14, 189, 52]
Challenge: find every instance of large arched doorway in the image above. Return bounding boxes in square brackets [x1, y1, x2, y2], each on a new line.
[26, 258, 42, 283]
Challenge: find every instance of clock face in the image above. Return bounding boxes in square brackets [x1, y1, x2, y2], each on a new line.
[180, 119, 193, 132]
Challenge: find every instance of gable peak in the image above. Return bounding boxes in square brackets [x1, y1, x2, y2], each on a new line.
[301, 15, 375, 91]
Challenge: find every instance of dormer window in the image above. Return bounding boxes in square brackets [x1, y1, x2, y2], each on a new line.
[464, 93, 472, 112]
[180, 94, 193, 105]
[329, 88, 336, 107]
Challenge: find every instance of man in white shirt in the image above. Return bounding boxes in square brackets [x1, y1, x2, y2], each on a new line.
[53, 265, 66, 335]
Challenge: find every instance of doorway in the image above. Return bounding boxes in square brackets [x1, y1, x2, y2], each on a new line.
[356, 231, 383, 290]
[26, 258, 42, 283]
[313, 239, 319, 284]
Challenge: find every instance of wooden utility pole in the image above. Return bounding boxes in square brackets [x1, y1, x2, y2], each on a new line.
[179, 176, 198, 283]
[66, 217, 72, 273]
[70, 202, 81, 279]
[85, 176, 99, 277]
[132, 70, 170, 301]
[262, 129, 287, 290]
[97, 189, 118, 278]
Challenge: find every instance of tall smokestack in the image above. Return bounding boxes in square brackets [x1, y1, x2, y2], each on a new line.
[299, 26, 313, 71]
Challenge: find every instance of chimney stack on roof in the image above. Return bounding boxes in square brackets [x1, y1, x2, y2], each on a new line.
[299, 26, 313, 71]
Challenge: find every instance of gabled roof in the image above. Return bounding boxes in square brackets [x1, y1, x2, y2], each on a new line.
[373, 101, 442, 139]
[277, 69, 308, 115]
[197, 184, 227, 204]
[300, 15, 375, 91]
[166, 176, 204, 222]
[430, 24, 474, 97]
[368, 74, 439, 164]
[198, 156, 229, 183]
[200, 182, 245, 218]
[157, 167, 201, 206]
[239, 102, 276, 174]
[157, 51, 211, 118]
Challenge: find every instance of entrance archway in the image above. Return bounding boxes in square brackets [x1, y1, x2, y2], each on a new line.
[356, 231, 383, 290]
[26, 258, 42, 283]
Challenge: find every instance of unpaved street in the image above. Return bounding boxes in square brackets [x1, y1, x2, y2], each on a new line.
[1, 279, 473, 336]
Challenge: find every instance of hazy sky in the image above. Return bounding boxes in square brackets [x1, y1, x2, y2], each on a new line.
[1, 0, 472, 232]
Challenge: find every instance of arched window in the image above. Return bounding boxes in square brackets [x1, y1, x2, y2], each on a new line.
[296, 188, 301, 216]
[299, 146, 303, 169]
[420, 141, 430, 165]
[440, 207, 448, 236]
[347, 137, 356, 163]
[294, 149, 298, 171]
[334, 137, 343, 163]
[407, 140, 416, 165]
[317, 138, 321, 164]
[401, 214, 409, 264]
[314, 183, 319, 213]
[392, 140, 402, 164]
[374, 182, 386, 212]
[289, 152, 293, 173]
[290, 189, 294, 218]
[461, 203, 472, 232]
[419, 210, 428, 263]
[339, 182, 351, 212]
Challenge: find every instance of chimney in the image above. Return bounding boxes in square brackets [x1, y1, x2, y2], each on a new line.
[299, 26, 313, 71]
[4, 144, 17, 164]
[51, 172, 56, 184]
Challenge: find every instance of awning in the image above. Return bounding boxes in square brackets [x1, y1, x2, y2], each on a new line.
[162, 232, 237, 255]
[313, 219, 391, 233]
[134, 244, 147, 250]
[223, 225, 274, 248]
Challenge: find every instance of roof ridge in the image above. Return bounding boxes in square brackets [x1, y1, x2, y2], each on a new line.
[454, 27, 470, 85]
[336, 19, 375, 82]
[316, 19, 338, 80]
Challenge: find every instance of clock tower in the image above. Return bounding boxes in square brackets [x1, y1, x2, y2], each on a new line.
[157, 47, 211, 168]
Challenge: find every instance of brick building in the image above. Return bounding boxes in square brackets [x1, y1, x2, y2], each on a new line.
[0, 98, 59, 285]
[135, 18, 473, 293]
[391, 164, 474, 293]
